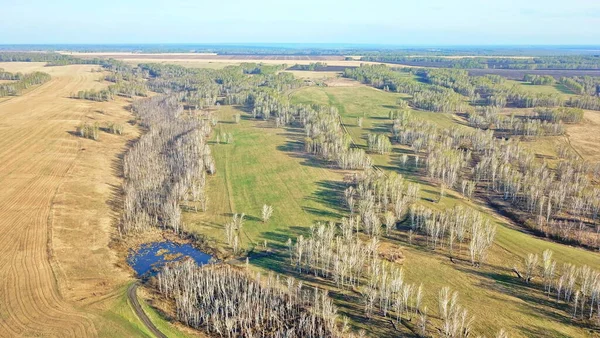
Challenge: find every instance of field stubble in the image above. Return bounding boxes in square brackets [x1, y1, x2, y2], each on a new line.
[0, 63, 162, 337]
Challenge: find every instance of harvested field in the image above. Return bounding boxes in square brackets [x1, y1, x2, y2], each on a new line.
[566, 110, 600, 161]
[286, 65, 356, 72]
[282, 70, 341, 80]
[0, 63, 160, 337]
[0, 61, 48, 73]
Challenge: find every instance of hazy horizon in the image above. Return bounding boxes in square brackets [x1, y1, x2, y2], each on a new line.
[2, 0, 599, 45]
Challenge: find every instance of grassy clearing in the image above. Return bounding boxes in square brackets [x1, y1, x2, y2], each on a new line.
[283, 70, 341, 80]
[183, 105, 345, 251]
[506, 79, 573, 99]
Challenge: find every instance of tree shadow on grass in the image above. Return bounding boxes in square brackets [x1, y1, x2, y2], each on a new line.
[366, 121, 393, 135]
[303, 180, 348, 219]
[275, 126, 337, 170]
[276, 139, 335, 169]
[517, 325, 576, 338]
[456, 265, 600, 335]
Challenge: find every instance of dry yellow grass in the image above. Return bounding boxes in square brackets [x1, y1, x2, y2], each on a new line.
[0, 63, 145, 337]
[283, 70, 340, 80]
[566, 110, 600, 161]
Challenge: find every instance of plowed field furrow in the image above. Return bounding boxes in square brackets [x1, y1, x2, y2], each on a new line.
[0, 65, 103, 337]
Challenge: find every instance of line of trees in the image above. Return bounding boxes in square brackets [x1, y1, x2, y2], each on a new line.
[294, 62, 328, 71]
[121, 95, 215, 234]
[466, 107, 569, 137]
[359, 55, 600, 70]
[74, 81, 147, 102]
[524, 74, 555, 85]
[0, 71, 50, 97]
[559, 76, 600, 96]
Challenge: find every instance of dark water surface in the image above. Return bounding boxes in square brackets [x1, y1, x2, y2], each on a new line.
[128, 241, 212, 277]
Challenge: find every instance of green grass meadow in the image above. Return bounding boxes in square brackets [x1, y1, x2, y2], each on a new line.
[179, 84, 600, 337]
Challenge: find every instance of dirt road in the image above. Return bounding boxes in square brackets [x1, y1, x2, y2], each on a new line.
[127, 284, 167, 338]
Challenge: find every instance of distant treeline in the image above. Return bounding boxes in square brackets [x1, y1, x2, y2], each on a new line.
[292, 62, 328, 71]
[0, 69, 50, 97]
[360, 55, 600, 70]
[1, 44, 599, 56]
[0, 52, 114, 67]
[344, 64, 600, 111]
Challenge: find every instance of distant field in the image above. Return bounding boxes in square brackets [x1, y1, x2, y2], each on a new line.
[505, 79, 574, 98]
[67, 52, 346, 61]
[61, 52, 401, 68]
[566, 109, 600, 161]
[282, 70, 341, 80]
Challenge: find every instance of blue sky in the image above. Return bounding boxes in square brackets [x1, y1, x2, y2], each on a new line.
[1, 0, 599, 45]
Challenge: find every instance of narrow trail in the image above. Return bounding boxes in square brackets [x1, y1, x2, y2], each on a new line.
[563, 134, 584, 160]
[127, 283, 167, 338]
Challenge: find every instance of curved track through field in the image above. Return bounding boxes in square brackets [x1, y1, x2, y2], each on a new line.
[0, 65, 106, 337]
[127, 284, 167, 338]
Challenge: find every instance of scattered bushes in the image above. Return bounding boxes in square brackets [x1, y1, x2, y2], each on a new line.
[105, 122, 124, 135]
[76, 122, 99, 140]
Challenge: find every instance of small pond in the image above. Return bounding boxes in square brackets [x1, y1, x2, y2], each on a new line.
[128, 241, 212, 278]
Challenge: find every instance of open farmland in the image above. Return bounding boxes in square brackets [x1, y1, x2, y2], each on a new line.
[0, 63, 178, 337]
